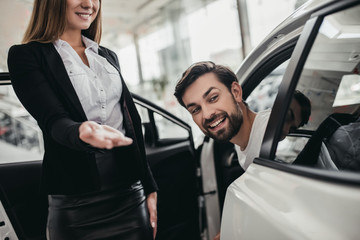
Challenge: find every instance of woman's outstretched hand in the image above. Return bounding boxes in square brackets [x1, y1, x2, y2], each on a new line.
[79, 121, 133, 149]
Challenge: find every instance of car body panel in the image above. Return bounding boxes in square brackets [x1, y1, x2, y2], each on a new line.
[221, 163, 360, 240]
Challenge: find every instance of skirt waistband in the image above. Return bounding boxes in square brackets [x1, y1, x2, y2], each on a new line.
[49, 180, 142, 207]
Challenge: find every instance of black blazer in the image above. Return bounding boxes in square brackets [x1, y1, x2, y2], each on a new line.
[7, 41, 158, 195]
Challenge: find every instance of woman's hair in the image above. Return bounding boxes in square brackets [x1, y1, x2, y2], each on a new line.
[22, 0, 102, 44]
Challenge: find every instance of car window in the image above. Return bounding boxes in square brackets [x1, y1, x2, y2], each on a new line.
[153, 112, 189, 139]
[276, 4, 360, 172]
[135, 101, 190, 146]
[0, 84, 44, 164]
[247, 60, 289, 112]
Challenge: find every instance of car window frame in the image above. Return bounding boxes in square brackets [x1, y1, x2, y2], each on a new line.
[0, 73, 11, 85]
[255, 0, 360, 186]
[132, 93, 195, 148]
[240, 42, 296, 100]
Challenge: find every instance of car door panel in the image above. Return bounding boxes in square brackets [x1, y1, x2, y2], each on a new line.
[147, 143, 200, 240]
[0, 140, 201, 240]
[133, 94, 202, 240]
[221, 163, 360, 240]
[0, 78, 202, 240]
[0, 160, 47, 240]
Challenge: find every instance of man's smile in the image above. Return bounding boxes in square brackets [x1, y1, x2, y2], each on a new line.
[204, 113, 229, 134]
[208, 116, 226, 129]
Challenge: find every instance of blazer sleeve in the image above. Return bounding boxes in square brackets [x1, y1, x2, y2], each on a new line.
[7, 43, 94, 152]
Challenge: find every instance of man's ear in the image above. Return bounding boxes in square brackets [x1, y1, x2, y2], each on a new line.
[231, 82, 243, 102]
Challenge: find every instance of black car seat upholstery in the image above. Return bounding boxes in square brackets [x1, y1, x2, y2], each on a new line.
[293, 113, 357, 170]
[213, 139, 244, 211]
[326, 116, 360, 172]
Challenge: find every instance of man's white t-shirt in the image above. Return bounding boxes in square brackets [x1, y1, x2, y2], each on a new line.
[234, 109, 271, 170]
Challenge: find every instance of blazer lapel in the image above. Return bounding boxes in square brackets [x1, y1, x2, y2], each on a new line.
[41, 43, 87, 120]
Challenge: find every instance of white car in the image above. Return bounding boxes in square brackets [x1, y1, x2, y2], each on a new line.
[200, 0, 360, 239]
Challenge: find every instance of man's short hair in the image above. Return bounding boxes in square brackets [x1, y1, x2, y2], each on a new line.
[174, 61, 238, 107]
[294, 90, 311, 127]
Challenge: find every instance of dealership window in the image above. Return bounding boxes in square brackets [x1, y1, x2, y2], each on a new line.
[0, 85, 43, 164]
[246, 0, 302, 48]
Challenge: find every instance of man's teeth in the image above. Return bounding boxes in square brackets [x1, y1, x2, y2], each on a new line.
[210, 118, 225, 128]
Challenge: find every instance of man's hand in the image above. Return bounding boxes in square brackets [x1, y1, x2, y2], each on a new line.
[79, 121, 133, 149]
[146, 192, 157, 239]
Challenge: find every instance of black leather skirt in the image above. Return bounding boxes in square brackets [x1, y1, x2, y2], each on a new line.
[47, 181, 153, 240]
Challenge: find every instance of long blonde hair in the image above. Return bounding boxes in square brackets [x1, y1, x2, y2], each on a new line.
[22, 0, 102, 44]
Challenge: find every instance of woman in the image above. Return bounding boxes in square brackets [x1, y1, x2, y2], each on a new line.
[7, 0, 158, 239]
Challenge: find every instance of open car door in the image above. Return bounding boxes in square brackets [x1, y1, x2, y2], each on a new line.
[0, 73, 203, 240]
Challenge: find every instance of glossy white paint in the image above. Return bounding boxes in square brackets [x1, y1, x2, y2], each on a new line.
[220, 163, 360, 240]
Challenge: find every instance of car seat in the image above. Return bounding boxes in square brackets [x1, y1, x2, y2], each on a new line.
[293, 113, 357, 170]
[326, 116, 360, 172]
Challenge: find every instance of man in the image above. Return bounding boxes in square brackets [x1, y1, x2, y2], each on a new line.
[174, 61, 310, 239]
[175, 61, 265, 171]
[175, 61, 310, 170]
[281, 90, 311, 141]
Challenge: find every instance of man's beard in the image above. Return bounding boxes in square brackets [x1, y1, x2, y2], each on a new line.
[203, 102, 243, 142]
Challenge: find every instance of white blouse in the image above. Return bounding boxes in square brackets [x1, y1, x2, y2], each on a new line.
[53, 36, 125, 134]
